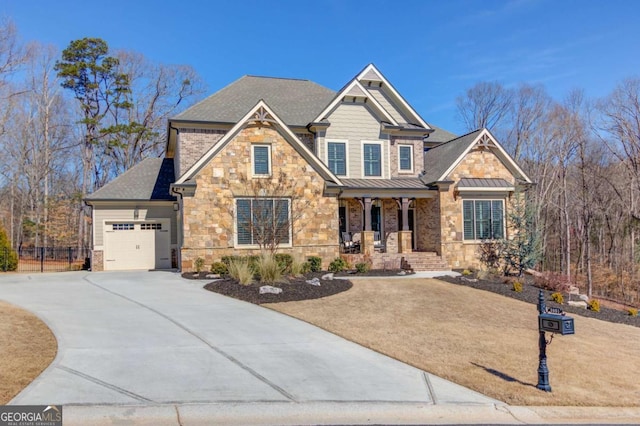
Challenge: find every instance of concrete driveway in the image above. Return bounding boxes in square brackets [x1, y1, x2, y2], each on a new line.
[0, 271, 496, 407]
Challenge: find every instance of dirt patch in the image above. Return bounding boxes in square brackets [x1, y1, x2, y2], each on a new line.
[203, 272, 353, 304]
[266, 278, 640, 406]
[0, 301, 57, 404]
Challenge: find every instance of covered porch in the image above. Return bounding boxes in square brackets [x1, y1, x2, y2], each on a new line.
[334, 179, 448, 270]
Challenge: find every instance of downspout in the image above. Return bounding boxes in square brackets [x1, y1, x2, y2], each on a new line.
[170, 185, 184, 272]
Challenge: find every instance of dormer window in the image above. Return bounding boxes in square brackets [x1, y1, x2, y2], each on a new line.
[252, 144, 271, 176]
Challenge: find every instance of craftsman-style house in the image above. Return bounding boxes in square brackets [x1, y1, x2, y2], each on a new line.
[85, 64, 531, 272]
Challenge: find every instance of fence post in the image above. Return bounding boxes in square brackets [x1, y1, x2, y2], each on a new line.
[40, 247, 44, 273]
[68, 247, 72, 270]
[3, 247, 6, 272]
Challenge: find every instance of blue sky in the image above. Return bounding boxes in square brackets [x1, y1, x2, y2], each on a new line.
[3, 0, 640, 134]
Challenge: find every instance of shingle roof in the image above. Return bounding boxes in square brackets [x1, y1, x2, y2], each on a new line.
[426, 125, 458, 143]
[173, 76, 336, 127]
[85, 158, 176, 201]
[340, 178, 428, 190]
[421, 129, 483, 184]
[458, 178, 513, 188]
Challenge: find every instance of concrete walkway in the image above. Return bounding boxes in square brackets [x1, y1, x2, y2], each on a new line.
[2, 271, 639, 424]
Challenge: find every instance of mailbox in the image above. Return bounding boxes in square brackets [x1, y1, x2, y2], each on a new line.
[538, 313, 575, 335]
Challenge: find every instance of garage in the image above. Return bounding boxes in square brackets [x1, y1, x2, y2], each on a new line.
[104, 220, 171, 271]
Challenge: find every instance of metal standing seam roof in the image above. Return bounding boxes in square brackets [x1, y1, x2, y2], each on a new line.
[339, 178, 428, 190]
[421, 129, 484, 184]
[172, 76, 337, 127]
[457, 178, 513, 188]
[85, 158, 176, 201]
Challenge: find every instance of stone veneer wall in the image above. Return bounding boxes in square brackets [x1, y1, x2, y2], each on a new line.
[389, 136, 424, 177]
[416, 198, 440, 252]
[295, 132, 315, 154]
[92, 250, 104, 272]
[177, 128, 226, 177]
[181, 123, 339, 271]
[439, 147, 516, 269]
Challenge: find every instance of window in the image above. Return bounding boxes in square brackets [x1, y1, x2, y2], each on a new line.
[398, 145, 413, 172]
[141, 223, 162, 230]
[463, 200, 504, 240]
[327, 142, 346, 176]
[112, 223, 134, 231]
[363, 143, 381, 177]
[236, 199, 290, 246]
[252, 145, 271, 176]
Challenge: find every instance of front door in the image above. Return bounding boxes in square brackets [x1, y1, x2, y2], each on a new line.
[398, 209, 415, 249]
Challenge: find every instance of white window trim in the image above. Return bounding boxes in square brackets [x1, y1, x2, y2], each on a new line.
[397, 144, 414, 174]
[361, 140, 385, 179]
[251, 144, 272, 178]
[325, 139, 349, 177]
[462, 198, 506, 243]
[233, 198, 293, 249]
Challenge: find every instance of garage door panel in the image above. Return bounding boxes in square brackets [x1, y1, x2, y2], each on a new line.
[104, 221, 171, 271]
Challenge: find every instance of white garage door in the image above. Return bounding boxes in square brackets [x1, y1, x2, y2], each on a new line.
[104, 221, 171, 271]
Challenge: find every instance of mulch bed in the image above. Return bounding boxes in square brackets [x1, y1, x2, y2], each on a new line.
[201, 272, 353, 304]
[436, 274, 640, 328]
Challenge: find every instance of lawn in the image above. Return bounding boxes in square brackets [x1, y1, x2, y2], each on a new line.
[266, 278, 640, 406]
[0, 301, 57, 404]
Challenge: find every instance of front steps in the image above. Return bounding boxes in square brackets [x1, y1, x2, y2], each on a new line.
[342, 251, 450, 272]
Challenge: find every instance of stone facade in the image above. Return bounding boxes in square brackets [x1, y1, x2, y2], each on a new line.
[181, 123, 339, 271]
[91, 250, 104, 272]
[438, 146, 516, 269]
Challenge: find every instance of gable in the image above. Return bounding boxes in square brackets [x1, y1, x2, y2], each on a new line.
[422, 129, 532, 185]
[174, 101, 341, 187]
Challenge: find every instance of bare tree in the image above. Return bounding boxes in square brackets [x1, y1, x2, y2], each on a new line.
[225, 170, 321, 253]
[456, 81, 513, 131]
[101, 51, 205, 178]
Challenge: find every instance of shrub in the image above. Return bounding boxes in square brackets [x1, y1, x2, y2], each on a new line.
[627, 308, 638, 317]
[255, 252, 283, 284]
[550, 292, 564, 304]
[274, 253, 293, 273]
[194, 257, 205, 273]
[462, 269, 473, 276]
[512, 281, 523, 292]
[533, 271, 572, 293]
[328, 257, 348, 273]
[0, 227, 17, 271]
[355, 262, 370, 274]
[227, 257, 254, 286]
[221, 255, 260, 269]
[588, 299, 600, 312]
[307, 256, 322, 272]
[210, 262, 228, 275]
[289, 257, 309, 277]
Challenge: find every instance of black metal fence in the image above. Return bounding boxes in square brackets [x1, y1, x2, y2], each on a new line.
[1, 247, 91, 273]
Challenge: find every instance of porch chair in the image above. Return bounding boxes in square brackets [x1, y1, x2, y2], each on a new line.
[341, 232, 354, 253]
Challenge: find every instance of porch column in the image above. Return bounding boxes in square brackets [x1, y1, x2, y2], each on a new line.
[401, 198, 410, 231]
[398, 197, 412, 253]
[363, 197, 372, 231]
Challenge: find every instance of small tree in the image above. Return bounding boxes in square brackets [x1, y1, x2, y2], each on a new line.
[0, 226, 18, 271]
[229, 170, 321, 253]
[479, 192, 541, 276]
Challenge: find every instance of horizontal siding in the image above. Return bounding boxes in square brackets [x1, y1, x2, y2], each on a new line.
[324, 102, 389, 179]
[93, 204, 177, 247]
[367, 86, 409, 124]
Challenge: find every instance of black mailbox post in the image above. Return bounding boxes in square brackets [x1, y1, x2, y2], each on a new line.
[536, 290, 575, 392]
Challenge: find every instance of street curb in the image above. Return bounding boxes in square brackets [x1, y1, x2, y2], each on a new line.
[60, 402, 640, 425]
